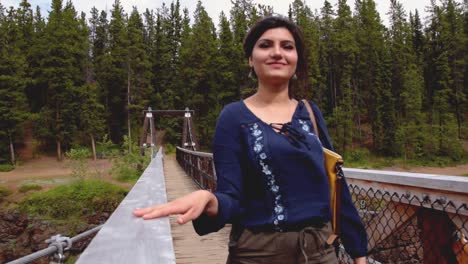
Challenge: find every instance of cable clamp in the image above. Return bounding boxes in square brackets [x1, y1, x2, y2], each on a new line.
[46, 234, 72, 263]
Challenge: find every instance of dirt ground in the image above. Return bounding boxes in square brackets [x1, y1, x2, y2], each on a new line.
[0, 156, 131, 202]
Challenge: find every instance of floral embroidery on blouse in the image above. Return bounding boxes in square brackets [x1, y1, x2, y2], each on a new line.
[249, 122, 285, 230]
[298, 119, 309, 132]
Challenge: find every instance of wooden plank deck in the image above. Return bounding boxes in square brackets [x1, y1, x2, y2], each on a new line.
[164, 154, 230, 264]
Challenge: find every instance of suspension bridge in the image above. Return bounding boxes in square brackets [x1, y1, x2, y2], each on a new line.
[7, 108, 468, 264]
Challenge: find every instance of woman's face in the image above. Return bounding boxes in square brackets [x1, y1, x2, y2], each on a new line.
[249, 27, 298, 85]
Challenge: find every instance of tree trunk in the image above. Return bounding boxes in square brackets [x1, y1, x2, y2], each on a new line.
[9, 133, 15, 165]
[56, 101, 62, 161]
[91, 134, 97, 161]
[127, 64, 132, 153]
[57, 140, 62, 161]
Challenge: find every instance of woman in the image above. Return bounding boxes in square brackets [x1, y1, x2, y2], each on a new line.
[134, 15, 367, 264]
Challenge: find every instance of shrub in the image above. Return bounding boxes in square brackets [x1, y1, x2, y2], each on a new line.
[112, 136, 150, 182]
[345, 148, 370, 163]
[164, 143, 176, 154]
[0, 164, 15, 172]
[66, 147, 92, 180]
[96, 134, 120, 158]
[0, 186, 12, 201]
[19, 180, 127, 219]
[19, 184, 43, 193]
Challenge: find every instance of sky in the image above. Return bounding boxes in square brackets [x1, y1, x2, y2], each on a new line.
[3, 0, 433, 27]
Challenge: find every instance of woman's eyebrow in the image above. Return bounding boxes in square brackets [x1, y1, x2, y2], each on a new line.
[257, 39, 295, 45]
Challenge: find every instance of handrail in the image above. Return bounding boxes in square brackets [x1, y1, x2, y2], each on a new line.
[176, 148, 468, 263]
[344, 168, 468, 194]
[176, 146, 213, 157]
[176, 147, 216, 191]
[76, 148, 176, 264]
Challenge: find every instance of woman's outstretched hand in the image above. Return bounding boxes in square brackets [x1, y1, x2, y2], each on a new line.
[133, 190, 218, 225]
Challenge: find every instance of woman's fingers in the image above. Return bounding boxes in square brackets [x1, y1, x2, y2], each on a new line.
[141, 207, 169, 219]
[133, 190, 215, 223]
[133, 200, 192, 220]
[133, 206, 158, 217]
[177, 207, 199, 225]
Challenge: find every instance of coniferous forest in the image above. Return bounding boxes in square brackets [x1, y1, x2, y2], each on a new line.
[0, 0, 466, 165]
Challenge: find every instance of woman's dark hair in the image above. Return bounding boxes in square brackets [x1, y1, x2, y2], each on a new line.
[243, 15, 308, 98]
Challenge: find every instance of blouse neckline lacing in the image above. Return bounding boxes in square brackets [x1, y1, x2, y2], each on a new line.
[240, 99, 302, 129]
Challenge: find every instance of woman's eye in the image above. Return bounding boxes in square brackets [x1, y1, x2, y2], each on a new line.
[283, 44, 295, 50]
[258, 43, 270, 48]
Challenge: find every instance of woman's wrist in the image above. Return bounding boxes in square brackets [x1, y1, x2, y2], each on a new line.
[201, 190, 218, 216]
[354, 256, 366, 264]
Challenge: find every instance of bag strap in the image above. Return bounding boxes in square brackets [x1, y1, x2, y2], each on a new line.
[301, 99, 342, 241]
[301, 99, 319, 137]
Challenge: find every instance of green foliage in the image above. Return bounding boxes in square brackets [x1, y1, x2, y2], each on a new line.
[0, 186, 13, 201]
[0, 6, 29, 164]
[345, 148, 371, 163]
[0, 164, 15, 172]
[112, 136, 150, 182]
[66, 147, 92, 180]
[19, 180, 127, 219]
[164, 143, 176, 154]
[0, 0, 465, 165]
[18, 184, 43, 193]
[79, 83, 106, 145]
[96, 134, 120, 158]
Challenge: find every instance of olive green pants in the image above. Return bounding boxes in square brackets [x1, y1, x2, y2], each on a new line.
[226, 222, 338, 264]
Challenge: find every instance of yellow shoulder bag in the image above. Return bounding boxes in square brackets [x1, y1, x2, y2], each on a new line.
[302, 99, 343, 245]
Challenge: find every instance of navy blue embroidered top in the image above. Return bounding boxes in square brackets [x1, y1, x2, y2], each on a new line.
[193, 100, 367, 258]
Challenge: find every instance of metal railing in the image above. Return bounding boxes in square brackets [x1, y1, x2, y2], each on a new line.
[176, 149, 468, 264]
[176, 147, 216, 191]
[6, 225, 103, 264]
[76, 148, 175, 264]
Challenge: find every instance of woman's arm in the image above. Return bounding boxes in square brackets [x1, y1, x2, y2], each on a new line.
[192, 104, 245, 235]
[134, 103, 244, 235]
[354, 256, 366, 264]
[310, 102, 368, 258]
[133, 190, 218, 224]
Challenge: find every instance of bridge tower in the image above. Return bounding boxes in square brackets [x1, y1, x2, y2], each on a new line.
[140, 107, 198, 156]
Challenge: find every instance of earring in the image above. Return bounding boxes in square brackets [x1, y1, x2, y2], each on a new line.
[248, 68, 257, 80]
[292, 73, 298, 80]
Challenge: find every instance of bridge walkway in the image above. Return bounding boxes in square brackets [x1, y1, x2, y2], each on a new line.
[164, 154, 230, 264]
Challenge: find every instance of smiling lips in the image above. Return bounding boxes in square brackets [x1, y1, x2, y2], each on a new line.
[267, 62, 287, 67]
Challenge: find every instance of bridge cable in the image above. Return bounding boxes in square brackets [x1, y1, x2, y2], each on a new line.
[149, 112, 155, 159]
[6, 224, 103, 264]
[186, 114, 195, 151]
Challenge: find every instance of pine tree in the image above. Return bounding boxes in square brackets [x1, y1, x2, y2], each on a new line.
[79, 83, 105, 160]
[107, 0, 129, 143]
[90, 8, 114, 141]
[423, 0, 464, 160]
[181, 1, 218, 148]
[289, 0, 320, 101]
[126, 7, 152, 149]
[0, 7, 28, 164]
[354, 0, 389, 153]
[216, 11, 239, 106]
[33, 0, 88, 160]
[328, 0, 358, 154]
[178, 7, 193, 105]
[442, 0, 466, 138]
[318, 1, 335, 113]
[409, 9, 424, 62]
[230, 0, 254, 98]
[26, 5, 47, 113]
